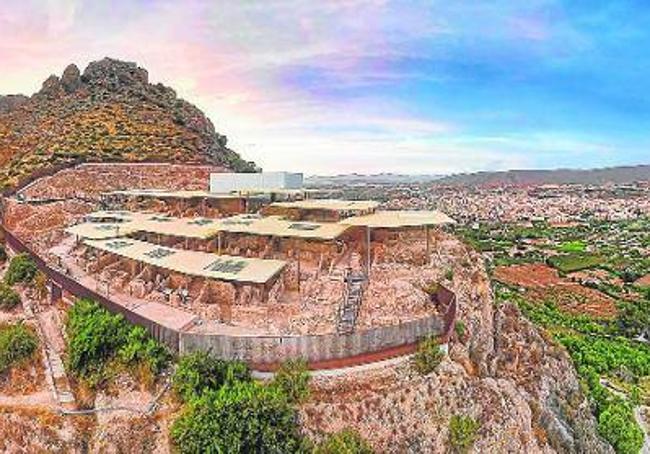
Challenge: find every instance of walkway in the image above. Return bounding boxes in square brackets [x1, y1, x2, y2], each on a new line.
[36, 309, 75, 406]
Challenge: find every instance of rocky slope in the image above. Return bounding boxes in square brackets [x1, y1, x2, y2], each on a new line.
[301, 234, 612, 453]
[0, 58, 256, 190]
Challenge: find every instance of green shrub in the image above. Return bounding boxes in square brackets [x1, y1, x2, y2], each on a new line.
[272, 358, 311, 404]
[170, 381, 304, 453]
[555, 333, 650, 378]
[597, 397, 644, 454]
[564, 346, 646, 454]
[454, 320, 466, 339]
[449, 415, 480, 453]
[423, 281, 441, 296]
[66, 298, 127, 382]
[5, 254, 38, 285]
[0, 283, 20, 310]
[412, 336, 444, 375]
[0, 323, 38, 373]
[615, 299, 650, 339]
[66, 298, 169, 386]
[117, 326, 170, 377]
[314, 428, 374, 454]
[172, 352, 250, 402]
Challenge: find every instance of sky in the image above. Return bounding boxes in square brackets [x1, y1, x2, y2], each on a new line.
[1, 0, 649, 175]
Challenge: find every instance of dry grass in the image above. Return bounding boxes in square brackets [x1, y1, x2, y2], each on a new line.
[0, 347, 45, 395]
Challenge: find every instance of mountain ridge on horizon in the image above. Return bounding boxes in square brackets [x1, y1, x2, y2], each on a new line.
[306, 164, 650, 187]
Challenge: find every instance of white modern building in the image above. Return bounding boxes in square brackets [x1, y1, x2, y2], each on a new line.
[210, 172, 303, 193]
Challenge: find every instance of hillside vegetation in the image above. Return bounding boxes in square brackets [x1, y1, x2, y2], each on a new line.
[0, 58, 257, 191]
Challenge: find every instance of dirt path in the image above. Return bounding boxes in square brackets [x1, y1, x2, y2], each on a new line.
[35, 307, 75, 406]
[0, 390, 55, 408]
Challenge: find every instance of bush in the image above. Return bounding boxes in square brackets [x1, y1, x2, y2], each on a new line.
[314, 429, 374, 454]
[412, 336, 444, 375]
[615, 299, 650, 339]
[423, 281, 441, 296]
[170, 381, 304, 453]
[0, 323, 38, 373]
[172, 352, 250, 402]
[0, 283, 20, 310]
[597, 397, 644, 454]
[66, 298, 128, 381]
[556, 333, 650, 378]
[449, 415, 480, 453]
[568, 352, 646, 454]
[5, 254, 38, 285]
[454, 320, 466, 339]
[272, 358, 311, 404]
[117, 326, 171, 377]
[66, 299, 169, 386]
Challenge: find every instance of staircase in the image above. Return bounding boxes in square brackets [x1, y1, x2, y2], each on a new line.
[337, 270, 367, 335]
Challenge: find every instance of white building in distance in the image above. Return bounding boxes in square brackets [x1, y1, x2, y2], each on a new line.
[210, 171, 303, 193]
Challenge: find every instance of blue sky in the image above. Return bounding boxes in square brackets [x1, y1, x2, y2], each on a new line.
[1, 0, 649, 174]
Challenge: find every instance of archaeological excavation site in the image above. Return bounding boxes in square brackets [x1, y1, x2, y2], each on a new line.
[2, 164, 458, 371]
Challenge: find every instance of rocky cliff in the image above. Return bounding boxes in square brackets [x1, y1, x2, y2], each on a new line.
[0, 58, 257, 190]
[301, 234, 612, 453]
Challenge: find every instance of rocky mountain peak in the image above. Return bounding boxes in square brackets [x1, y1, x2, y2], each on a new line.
[0, 57, 257, 190]
[61, 64, 82, 93]
[38, 74, 64, 98]
[81, 57, 149, 91]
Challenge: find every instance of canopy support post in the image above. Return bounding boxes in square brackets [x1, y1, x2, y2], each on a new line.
[366, 225, 372, 275]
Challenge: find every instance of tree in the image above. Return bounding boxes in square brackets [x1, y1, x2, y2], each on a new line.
[172, 352, 250, 402]
[597, 400, 644, 454]
[66, 298, 128, 382]
[5, 254, 38, 286]
[65, 298, 169, 386]
[170, 381, 305, 453]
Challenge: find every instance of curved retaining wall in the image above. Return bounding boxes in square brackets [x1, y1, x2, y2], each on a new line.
[2, 226, 457, 371]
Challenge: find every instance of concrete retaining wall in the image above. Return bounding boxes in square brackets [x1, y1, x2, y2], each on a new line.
[180, 314, 444, 370]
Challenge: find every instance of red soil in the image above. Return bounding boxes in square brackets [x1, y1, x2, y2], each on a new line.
[494, 263, 618, 319]
[493, 263, 562, 288]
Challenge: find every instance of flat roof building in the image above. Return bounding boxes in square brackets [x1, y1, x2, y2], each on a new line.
[209, 171, 303, 193]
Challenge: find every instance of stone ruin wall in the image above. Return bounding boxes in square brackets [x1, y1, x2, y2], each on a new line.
[19, 162, 226, 200]
[117, 195, 245, 218]
[2, 162, 227, 253]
